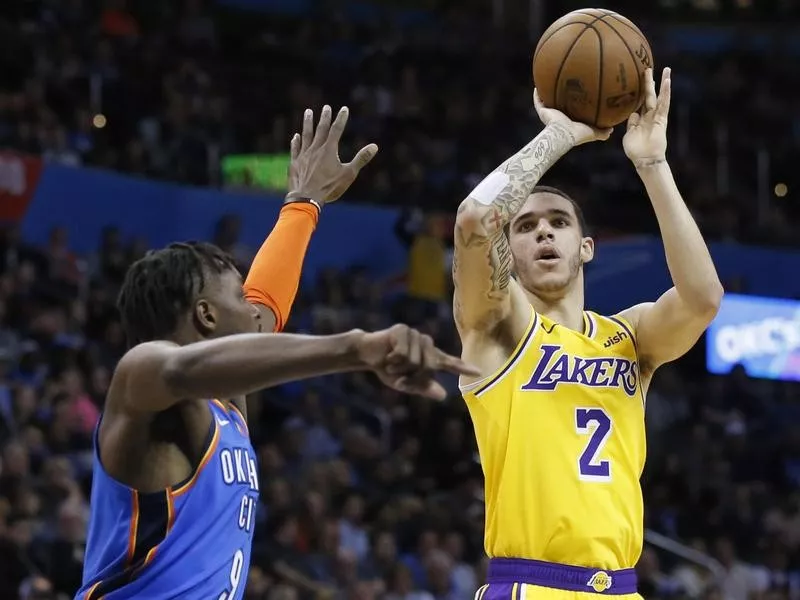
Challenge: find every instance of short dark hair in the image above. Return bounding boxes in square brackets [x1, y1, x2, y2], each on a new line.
[117, 241, 237, 346]
[505, 185, 589, 237]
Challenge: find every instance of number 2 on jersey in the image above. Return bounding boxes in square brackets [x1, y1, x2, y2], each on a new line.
[575, 408, 612, 482]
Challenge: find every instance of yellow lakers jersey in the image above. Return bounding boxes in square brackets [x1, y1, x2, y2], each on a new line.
[461, 309, 646, 571]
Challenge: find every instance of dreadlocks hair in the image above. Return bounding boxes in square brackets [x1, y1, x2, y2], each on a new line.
[503, 185, 590, 239]
[117, 241, 238, 346]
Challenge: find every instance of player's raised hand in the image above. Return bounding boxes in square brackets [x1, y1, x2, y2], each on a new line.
[623, 67, 671, 164]
[287, 105, 379, 206]
[356, 324, 480, 400]
[533, 89, 613, 146]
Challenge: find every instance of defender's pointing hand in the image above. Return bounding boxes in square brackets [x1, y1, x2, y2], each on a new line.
[356, 324, 480, 401]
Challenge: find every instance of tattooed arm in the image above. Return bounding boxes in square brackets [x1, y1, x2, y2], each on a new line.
[453, 93, 612, 351]
[453, 123, 575, 339]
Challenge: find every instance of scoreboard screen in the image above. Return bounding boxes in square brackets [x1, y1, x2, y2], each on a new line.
[707, 293, 800, 382]
[221, 154, 290, 191]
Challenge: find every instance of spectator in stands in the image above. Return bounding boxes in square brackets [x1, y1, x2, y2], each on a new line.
[2, 2, 800, 598]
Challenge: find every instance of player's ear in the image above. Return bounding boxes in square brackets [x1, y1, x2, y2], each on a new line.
[193, 299, 218, 337]
[580, 236, 594, 264]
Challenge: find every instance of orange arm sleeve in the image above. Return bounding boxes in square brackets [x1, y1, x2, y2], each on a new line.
[243, 202, 319, 332]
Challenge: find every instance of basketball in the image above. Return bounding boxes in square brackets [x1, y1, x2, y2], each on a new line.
[533, 9, 654, 129]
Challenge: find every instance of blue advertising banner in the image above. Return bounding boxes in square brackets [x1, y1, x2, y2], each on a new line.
[706, 293, 800, 381]
[21, 163, 408, 280]
[15, 161, 800, 314]
[585, 239, 800, 314]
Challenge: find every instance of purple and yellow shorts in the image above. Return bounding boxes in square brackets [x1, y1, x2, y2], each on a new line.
[477, 558, 643, 600]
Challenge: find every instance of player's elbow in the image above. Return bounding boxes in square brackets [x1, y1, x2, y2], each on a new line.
[689, 281, 723, 321]
[701, 280, 724, 314]
[454, 300, 510, 336]
[455, 200, 489, 233]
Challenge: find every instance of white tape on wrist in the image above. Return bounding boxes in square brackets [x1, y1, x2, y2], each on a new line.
[470, 171, 510, 206]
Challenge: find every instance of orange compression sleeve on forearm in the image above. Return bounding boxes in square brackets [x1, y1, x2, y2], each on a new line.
[243, 202, 319, 332]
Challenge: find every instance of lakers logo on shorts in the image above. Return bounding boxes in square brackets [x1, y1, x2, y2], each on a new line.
[587, 571, 613, 593]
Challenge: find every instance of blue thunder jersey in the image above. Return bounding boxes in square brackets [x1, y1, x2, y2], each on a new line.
[77, 399, 260, 600]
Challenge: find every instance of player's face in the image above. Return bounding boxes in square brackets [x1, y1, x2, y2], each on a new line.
[507, 192, 594, 295]
[194, 268, 261, 338]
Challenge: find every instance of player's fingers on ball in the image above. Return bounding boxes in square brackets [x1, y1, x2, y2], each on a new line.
[532, 91, 549, 122]
[645, 71, 657, 112]
[312, 105, 332, 148]
[348, 144, 379, 173]
[533, 89, 543, 109]
[290, 133, 301, 160]
[657, 71, 672, 119]
[327, 106, 350, 144]
[301, 108, 314, 150]
[597, 127, 613, 141]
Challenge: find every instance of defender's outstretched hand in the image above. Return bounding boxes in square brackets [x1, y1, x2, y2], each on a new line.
[356, 325, 480, 400]
[287, 105, 379, 205]
[623, 67, 671, 164]
[533, 90, 613, 146]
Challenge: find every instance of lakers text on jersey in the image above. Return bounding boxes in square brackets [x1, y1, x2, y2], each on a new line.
[76, 399, 260, 600]
[461, 309, 646, 596]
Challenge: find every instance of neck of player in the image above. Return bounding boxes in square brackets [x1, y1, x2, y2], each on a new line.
[523, 273, 586, 333]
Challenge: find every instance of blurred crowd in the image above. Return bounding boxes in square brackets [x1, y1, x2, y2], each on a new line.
[2, 1, 800, 600]
[1, 0, 800, 245]
[0, 217, 799, 600]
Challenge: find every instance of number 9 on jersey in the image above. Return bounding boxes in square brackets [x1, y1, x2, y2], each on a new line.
[218, 549, 244, 600]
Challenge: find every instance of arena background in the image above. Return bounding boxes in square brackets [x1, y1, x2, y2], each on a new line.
[1, 0, 800, 598]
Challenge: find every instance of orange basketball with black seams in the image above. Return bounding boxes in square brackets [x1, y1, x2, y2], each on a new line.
[533, 9, 654, 129]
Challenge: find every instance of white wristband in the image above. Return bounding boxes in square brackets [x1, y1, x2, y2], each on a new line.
[470, 171, 510, 206]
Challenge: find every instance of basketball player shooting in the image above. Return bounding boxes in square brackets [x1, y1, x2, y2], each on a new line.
[76, 106, 479, 600]
[453, 67, 722, 599]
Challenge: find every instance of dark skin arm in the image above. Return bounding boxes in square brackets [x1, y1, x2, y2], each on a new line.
[109, 325, 479, 415]
[256, 306, 278, 333]
[227, 305, 275, 420]
[233, 104, 379, 420]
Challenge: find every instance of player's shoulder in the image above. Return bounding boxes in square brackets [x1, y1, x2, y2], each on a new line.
[109, 340, 189, 414]
[116, 340, 180, 368]
[586, 308, 642, 353]
[607, 303, 653, 337]
[108, 342, 168, 404]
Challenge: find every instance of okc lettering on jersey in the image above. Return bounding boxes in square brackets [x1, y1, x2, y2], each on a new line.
[220, 447, 260, 533]
[521, 344, 638, 396]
